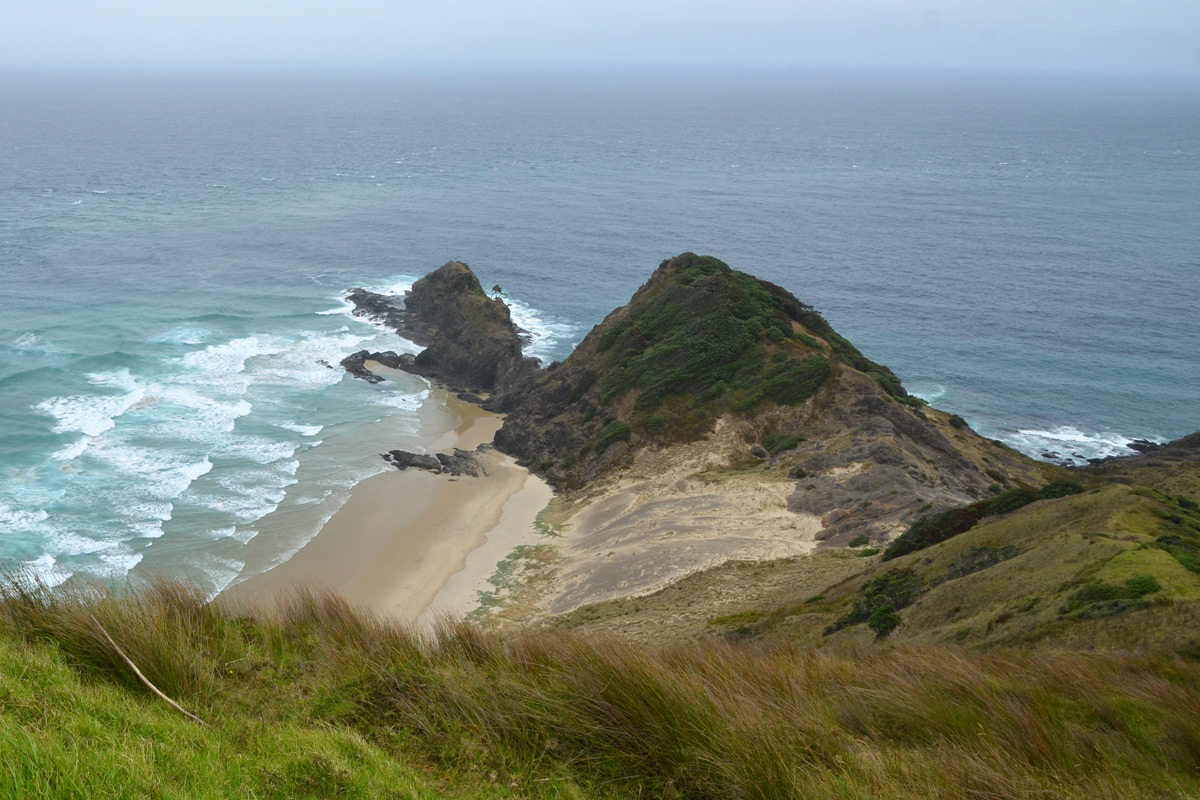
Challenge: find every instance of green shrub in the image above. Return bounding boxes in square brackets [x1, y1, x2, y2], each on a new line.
[567, 369, 597, 403]
[883, 505, 988, 561]
[884, 483, 1071, 562]
[643, 415, 667, 435]
[1061, 575, 1162, 616]
[1156, 534, 1200, 573]
[1037, 480, 1085, 500]
[948, 414, 968, 429]
[868, 605, 901, 638]
[986, 486, 1039, 516]
[848, 535, 871, 548]
[827, 568, 925, 634]
[597, 421, 632, 450]
[763, 433, 802, 455]
[946, 546, 1021, 579]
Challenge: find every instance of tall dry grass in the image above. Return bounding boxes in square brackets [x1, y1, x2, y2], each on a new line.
[1, 575, 1198, 799]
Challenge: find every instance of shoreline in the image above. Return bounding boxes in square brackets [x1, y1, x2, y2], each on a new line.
[223, 385, 551, 625]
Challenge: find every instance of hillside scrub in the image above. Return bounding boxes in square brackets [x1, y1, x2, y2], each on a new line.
[1, 576, 1199, 799]
[882, 479, 1085, 561]
[595, 254, 903, 424]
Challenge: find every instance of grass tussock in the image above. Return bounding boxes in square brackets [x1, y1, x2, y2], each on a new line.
[1, 576, 1199, 799]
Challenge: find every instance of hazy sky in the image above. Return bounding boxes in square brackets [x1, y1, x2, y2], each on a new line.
[6, 0, 1200, 73]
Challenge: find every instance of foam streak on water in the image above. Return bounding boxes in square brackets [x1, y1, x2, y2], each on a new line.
[1, 296, 429, 595]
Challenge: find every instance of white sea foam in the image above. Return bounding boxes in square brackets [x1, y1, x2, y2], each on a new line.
[0, 503, 49, 533]
[51, 437, 90, 461]
[96, 550, 143, 578]
[370, 389, 427, 413]
[35, 384, 145, 437]
[278, 422, 323, 436]
[195, 488, 291, 525]
[364, 276, 416, 297]
[47, 530, 115, 557]
[21, 311, 432, 589]
[201, 553, 248, 600]
[316, 297, 357, 316]
[180, 335, 285, 375]
[504, 295, 582, 365]
[24, 554, 71, 589]
[1003, 425, 1162, 465]
[909, 383, 946, 403]
[151, 326, 213, 345]
[90, 444, 214, 499]
[12, 332, 39, 349]
[121, 501, 174, 539]
[212, 526, 258, 545]
[213, 436, 298, 465]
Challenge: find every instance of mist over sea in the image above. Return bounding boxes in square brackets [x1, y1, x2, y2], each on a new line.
[1, 68, 1197, 593]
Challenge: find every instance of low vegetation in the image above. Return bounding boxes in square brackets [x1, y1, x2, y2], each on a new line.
[2, 576, 1200, 799]
[557, 463, 1200, 656]
[882, 479, 1085, 561]
[588, 254, 910, 441]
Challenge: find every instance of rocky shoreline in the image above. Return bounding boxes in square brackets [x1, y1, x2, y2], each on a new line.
[325, 255, 1199, 635]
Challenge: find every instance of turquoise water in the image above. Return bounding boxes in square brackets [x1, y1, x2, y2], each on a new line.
[1, 69, 1197, 593]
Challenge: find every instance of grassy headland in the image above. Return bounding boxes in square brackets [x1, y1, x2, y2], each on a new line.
[1, 576, 1199, 799]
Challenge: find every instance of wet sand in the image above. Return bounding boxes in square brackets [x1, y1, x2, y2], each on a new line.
[224, 387, 550, 625]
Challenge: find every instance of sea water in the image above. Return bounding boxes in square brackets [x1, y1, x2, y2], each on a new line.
[1, 68, 1197, 594]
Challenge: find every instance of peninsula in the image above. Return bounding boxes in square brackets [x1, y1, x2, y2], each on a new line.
[7, 253, 1200, 800]
[244, 253, 1200, 654]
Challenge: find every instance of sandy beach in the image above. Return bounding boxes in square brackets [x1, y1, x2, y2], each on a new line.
[225, 385, 552, 625]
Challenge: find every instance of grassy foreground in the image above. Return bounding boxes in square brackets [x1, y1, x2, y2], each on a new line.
[0, 577, 1198, 799]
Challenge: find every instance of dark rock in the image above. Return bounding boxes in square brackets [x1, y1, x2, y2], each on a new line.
[788, 465, 808, 479]
[382, 450, 442, 471]
[381, 447, 487, 477]
[1127, 439, 1163, 454]
[1082, 432, 1200, 470]
[339, 350, 405, 383]
[457, 393, 485, 404]
[345, 262, 541, 400]
[750, 445, 769, 459]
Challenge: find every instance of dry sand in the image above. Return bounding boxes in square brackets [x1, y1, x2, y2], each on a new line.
[512, 417, 826, 620]
[225, 387, 551, 625]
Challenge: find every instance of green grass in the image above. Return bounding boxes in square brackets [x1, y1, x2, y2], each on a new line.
[0, 633, 483, 799]
[1, 576, 1199, 799]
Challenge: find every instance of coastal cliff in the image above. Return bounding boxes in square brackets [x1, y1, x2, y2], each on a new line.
[344, 260, 540, 396]
[347, 254, 1200, 652]
[493, 254, 1045, 541]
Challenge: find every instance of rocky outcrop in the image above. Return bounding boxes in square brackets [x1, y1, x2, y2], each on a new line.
[492, 254, 1022, 500]
[339, 350, 405, 383]
[382, 447, 488, 477]
[345, 262, 540, 399]
[1084, 431, 1200, 471]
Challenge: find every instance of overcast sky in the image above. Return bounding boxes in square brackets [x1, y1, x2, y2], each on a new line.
[5, 0, 1200, 74]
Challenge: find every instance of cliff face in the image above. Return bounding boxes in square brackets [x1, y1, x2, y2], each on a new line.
[345, 261, 540, 396]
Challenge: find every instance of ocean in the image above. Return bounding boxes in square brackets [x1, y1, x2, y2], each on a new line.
[1, 67, 1197, 595]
